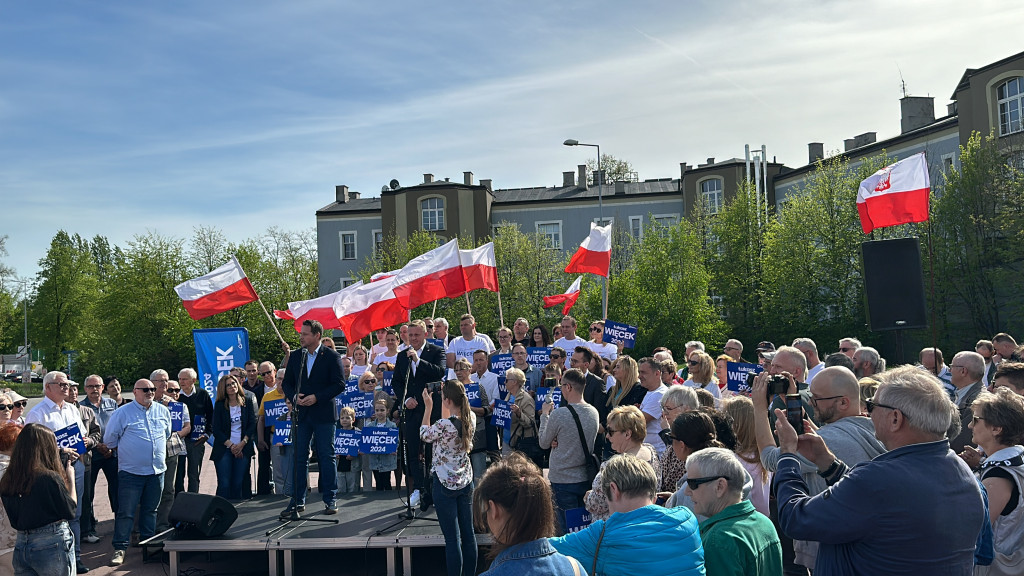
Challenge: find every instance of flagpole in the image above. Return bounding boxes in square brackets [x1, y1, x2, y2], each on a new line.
[464, 292, 473, 316]
[231, 255, 286, 345]
[431, 299, 438, 320]
[497, 291, 505, 329]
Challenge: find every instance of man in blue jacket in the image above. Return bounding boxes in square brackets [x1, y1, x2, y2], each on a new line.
[773, 365, 985, 575]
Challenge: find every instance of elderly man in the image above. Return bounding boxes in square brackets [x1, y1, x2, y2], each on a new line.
[724, 339, 744, 362]
[637, 357, 669, 455]
[25, 371, 90, 573]
[79, 374, 118, 544]
[774, 365, 985, 574]
[992, 362, 1024, 395]
[852, 346, 883, 379]
[792, 338, 823, 384]
[175, 367, 213, 493]
[838, 338, 861, 359]
[151, 371, 190, 532]
[920, 347, 953, 390]
[948, 351, 986, 453]
[512, 317, 531, 347]
[433, 317, 451, 345]
[104, 379, 173, 567]
[757, 346, 817, 427]
[685, 448, 782, 576]
[551, 454, 705, 576]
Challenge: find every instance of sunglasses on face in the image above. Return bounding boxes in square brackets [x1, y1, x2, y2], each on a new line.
[0, 404, 13, 411]
[590, 327, 602, 332]
[687, 360, 700, 366]
[167, 388, 180, 393]
[259, 371, 273, 377]
[365, 378, 377, 384]
[13, 401, 26, 408]
[686, 476, 727, 490]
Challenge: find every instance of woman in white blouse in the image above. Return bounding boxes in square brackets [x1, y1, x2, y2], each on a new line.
[420, 381, 477, 576]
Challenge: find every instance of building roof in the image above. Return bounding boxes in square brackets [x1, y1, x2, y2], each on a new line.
[952, 49, 1024, 99]
[316, 196, 381, 216]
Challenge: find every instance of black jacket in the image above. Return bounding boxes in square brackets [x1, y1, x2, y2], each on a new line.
[391, 342, 447, 426]
[210, 390, 258, 462]
[281, 344, 346, 424]
[179, 386, 214, 442]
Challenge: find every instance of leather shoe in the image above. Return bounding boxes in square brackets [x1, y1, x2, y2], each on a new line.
[419, 490, 432, 512]
[324, 502, 338, 515]
[76, 560, 91, 574]
[279, 506, 300, 521]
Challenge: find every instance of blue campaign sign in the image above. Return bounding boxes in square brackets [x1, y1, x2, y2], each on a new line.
[55, 423, 87, 455]
[343, 391, 375, 419]
[344, 378, 360, 395]
[603, 320, 638, 348]
[272, 420, 292, 446]
[497, 376, 507, 399]
[169, 401, 186, 432]
[726, 362, 763, 393]
[565, 507, 592, 533]
[491, 399, 513, 430]
[190, 415, 207, 441]
[427, 338, 445, 349]
[535, 387, 562, 412]
[465, 383, 482, 408]
[361, 427, 399, 454]
[381, 371, 394, 396]
[334, 428, 361, 457]
[489, 353, 514, 375]
[264, 399, 288, 421]
[193, 328, 250, 399]
[526, 347, 551, 369]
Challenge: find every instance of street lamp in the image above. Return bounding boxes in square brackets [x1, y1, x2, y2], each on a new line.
[563, 138, 607, 318]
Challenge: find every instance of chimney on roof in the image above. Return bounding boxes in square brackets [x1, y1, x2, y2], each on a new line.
[844, 132, 876, 151]
[614, 181, 626, 195]
[706, 157, 715, 165]
[948, 101, 957, 115]
[578, 164, 588, 191]
[444, 177, 450, 182]
[563, 171, 575, 187]
[423, 173, 434, 184]
[592, 170, 606, 186]
[480, 179, 492, 192]
[900, 96, 935, 134]
[463, 171, 474, 185]
[808, 143, 824, 164]
[335, 185, 349, 203]
[349, 191, 360, 200]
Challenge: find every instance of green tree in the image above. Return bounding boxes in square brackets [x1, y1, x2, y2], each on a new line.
[586, 154, 636, 185]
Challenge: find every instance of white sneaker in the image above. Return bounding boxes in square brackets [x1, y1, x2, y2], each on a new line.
[83, 534, 101, 544]
[409, 489, 421, 508]
[110, 550, 125, 567]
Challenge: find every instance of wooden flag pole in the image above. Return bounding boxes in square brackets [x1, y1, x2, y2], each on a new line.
[232, 254, 286, 345]
[464, 292, 473, 316]
[602, 273, 609, 320]
[497, 291, 505, 328]
[431, 299, 438, 320]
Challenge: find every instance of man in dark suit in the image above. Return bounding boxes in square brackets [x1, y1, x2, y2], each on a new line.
[563, 345, 609, 458]
[948, 350, 986, 453]
[279, 319, 345, 518]
[390, 319, 446, 507]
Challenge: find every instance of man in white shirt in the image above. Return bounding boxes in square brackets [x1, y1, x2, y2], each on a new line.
[793, 338, 824, 384]
[446, 314, 495, 368]
[553, 315, 586, 369]
[637, 358, 668, 455]
[585, 320, 617, 362]
[469, 350, 500, 407]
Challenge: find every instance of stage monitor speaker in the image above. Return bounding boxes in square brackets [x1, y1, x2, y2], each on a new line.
[168, 493, 238, 538]
[861, 238, 928, 331]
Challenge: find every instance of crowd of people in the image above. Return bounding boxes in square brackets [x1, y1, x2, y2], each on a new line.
[2, 313, 1024, 576]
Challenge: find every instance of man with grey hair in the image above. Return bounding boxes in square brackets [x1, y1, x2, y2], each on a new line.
[432, 317, 450, 345]
[512, 317, 531, 347]
[685, 448, 783, 575]
[852, 346, 883, 379]
[79, 373, 118, 544]
[676, 341, 705, 380]
[151, 370, 190, 532]
[724, 339, 744, 362]
[948, 350, 986, 453]
[792, 338, 823, 384]
[838, 337, 861, 359]
[919, 346, 953, 390]
[773, 365, 985, 574]
[175, 367, 213, 494]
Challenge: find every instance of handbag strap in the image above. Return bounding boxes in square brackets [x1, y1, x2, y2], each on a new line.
[566, 405, 591, 463]
[591, 521, 608, 576]
[568, 555, 582, 576]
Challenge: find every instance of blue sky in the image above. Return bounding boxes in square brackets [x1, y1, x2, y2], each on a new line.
[0, 0, 1018, 282]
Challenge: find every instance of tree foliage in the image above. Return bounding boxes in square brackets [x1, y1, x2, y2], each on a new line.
[585, 154, 636, 185]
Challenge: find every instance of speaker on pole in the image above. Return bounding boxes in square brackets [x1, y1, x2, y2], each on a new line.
[861, 238, 928, 332]
[168, 493, 238, 538]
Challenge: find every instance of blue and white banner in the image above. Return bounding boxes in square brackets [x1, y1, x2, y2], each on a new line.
[264, 399, 288, 421]
[489, 353, 514, 375]
[603, 320, 638, 348]
[272, 420, 292, 446]
[344, 378, 360, 395]
[361, 427, 399, 454]
[55, 423, 87, 455]
[491, 399, 513, 430]
[169, 401, 186, 432]
[497, 376, 507, 399]
[193, 328, 250, 399]
[465, 383, 482, 408]
[526, 347, 551, 369]
[427, 338, 446, 349]
[535, 386, 562, 412]
[190, 415, 206, 441]
[343, 391, 375, 419]
[334, 428, 361, 457]
[381, 371, 394, 396]
[565, 508, 592, 533]
[726, 362, 762, 393]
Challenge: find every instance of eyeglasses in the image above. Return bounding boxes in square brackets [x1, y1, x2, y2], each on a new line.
[606, 428, 621, 435]
[365, 378, 378, 384]
[971, 415, 985, 425]
[0, 404, 12, 411]
[259, 371, 273, 377]
[724, 346, 739, 351]
[151, 378, 169, 383]
[950, 364, 967, 370]
[134, 387, 156, 393]
[49, 381, 70, 389]
[811, 395, 843, 407]
[13, 401, 26, 408]
[686, 476, 727, 490]
[662, 404, 681, 412]
[590, 327, 602, 332]
[865, 397, 899, 416]
[85, 384, 103, 389]
[839, 347, 853, 352]
[687, 360, 700, 366]
[167, 388, 181, 393]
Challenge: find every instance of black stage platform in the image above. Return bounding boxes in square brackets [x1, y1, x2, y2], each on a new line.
[163, 492, 493, 576]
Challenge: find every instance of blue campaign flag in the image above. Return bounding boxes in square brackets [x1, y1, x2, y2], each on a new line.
[535, 387, 562, 412]
[190, 415, 207, 441]
[381, 371, 394, 396]
[465, 383, 482, 408]
[489, 353, 514, 375]
[726, 362, 763, 393]
[193, 328, 250, 399]
[427, 338, 445, 349]
[343, 391, 375, 419]
[497, 376, 507, 399]
[55, 423, 87, 455]
[272, 420, 292, 446]
[491, 399, 513, 430]
[565, 507, 592, 533]
[526, 347, 551, 369]
[361, 427, 399, 455]
[264, 399, 288, 421]
[169, 401, 186, 432]
[603, 320, 638, 348]
[334, 428, 361, 457]
[344, 378, 360, 395]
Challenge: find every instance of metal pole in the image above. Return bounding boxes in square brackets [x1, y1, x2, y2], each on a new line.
[597, 144, 608, 319]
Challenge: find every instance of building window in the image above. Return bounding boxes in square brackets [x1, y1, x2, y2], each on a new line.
[372, 229, 383, 255]
[629, 216, 643, 240]
[535, 221, 562, 249]
[421, 197, 445, 231]
[998, 77, 1023, 136]
[340, 277, 358, 288]
[492, 222, 519, 238]
[339, 231, 356, 260]
[700, 178, 724, 214]
[652, 214, 679, 227]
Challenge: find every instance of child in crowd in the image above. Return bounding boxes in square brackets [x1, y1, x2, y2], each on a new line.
[336, 406, 361, 494]
[365, 399, 398, 490]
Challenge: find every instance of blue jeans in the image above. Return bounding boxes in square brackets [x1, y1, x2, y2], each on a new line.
[550, 481, 590, 536]
[13, 521, 74, 576]
[271, 443, 293, 496]
[70, 459, 84, 561]
[215, 450, 249, 501]
[113, 471, 163, 551]
[291, 419, 337, 506]
[432, 476, 477, 576]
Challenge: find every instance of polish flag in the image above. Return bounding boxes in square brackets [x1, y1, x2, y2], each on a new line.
[391, 239, 467, 309]
[461, 243, 500, 293]
[274, 282, 364, 332]
[565, 222, 612, 277]
[335, 279, 410, 343]
[857, 152, 931, 234]
[175, 256, 259, 320]
[371, 268, 401, 283]
[543, 276, 583, 315]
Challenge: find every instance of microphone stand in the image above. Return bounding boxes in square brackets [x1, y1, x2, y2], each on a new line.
[393, 350, 438, 524]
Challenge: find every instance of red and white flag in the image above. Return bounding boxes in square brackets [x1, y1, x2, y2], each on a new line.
[543, 276, 583, 315]
[175, 256, 259, 320]
[273, 282, 364, 332]
[461, 243, 500, 293]
[370, 268, 401, 283]
[335, 279, 409, 344]
[391, 239, 467, 309]
[857, 152, 931, 234]
[564, 222, 612, 277]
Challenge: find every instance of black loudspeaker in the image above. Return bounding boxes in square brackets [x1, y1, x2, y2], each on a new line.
[168, 493, 238, 538]
[861, 238, 928, 331]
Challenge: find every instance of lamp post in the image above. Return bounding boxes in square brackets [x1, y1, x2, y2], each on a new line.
[563, 139, 608, 318]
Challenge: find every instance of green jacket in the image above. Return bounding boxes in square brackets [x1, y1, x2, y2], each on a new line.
[699, 500, 782, 576]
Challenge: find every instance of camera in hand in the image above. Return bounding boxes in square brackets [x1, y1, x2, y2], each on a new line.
[766, 374, 790, 397]
[543, 378, 557, 388]
[427, 380, 443, 394]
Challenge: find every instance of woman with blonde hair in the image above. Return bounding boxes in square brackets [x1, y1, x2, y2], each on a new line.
[722, 396, 771, 516]
[684, 350, 720, 401]
[585, 405, 660, 520]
